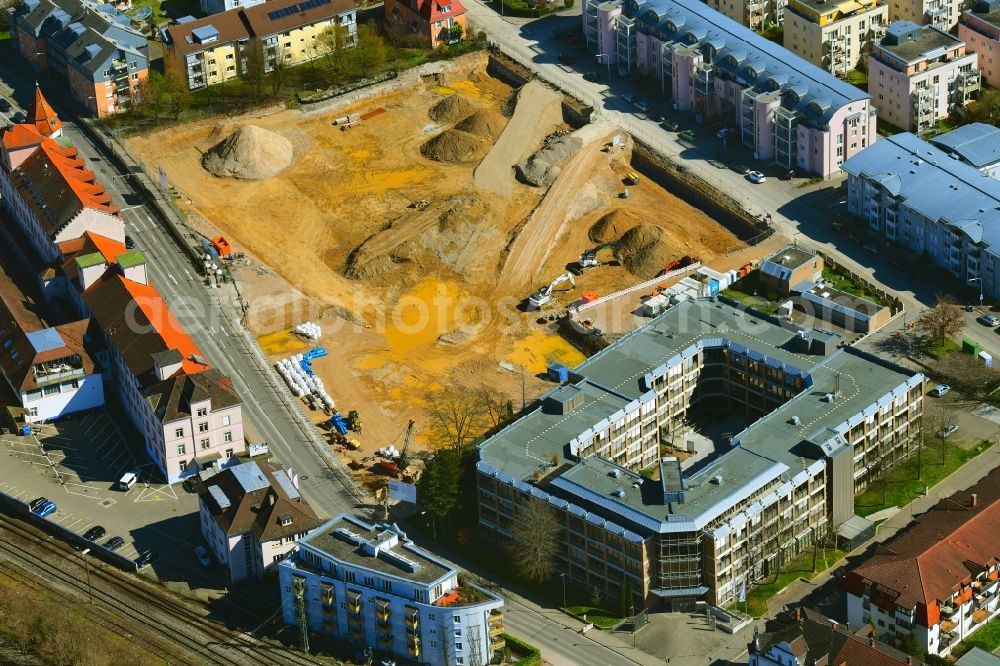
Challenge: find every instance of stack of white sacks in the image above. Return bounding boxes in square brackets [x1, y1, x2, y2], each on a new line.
[275, 355, 335, 410]
[294, 321, 322, 340]
[377, 444, 400, 459]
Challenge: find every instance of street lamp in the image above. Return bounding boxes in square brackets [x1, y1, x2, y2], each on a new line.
[559, 571, 567, 609]
[80, 548, 93, 604]
[969, 277, 984, 310]
[596, 53, 612, 80]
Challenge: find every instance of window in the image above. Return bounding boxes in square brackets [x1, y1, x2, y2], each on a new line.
[428, 613, 436, 621]
[224, 431, 233, 442]
[456, 643, 463, 651]
[454, 616, 461, 624]
[197, 408, 208, 417]
[177, 444, 186, 455]
[225, 54, 234, 61]
[273, 553, 285, 563]
[222, 415, 231, 426]
[344, 570, 356, 583]
[225, 448, 234, 458]
[199, 422, 209, 433]
[175, 427, 185, 438]
[200, 438, 210, 450]
[131, 73, 138, 80]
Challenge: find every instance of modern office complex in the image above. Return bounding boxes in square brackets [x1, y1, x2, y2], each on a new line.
[960, 0, 1000, 88]
[584, 0, 877, 177]
[844, 467, 1000, 656]
[279, 514, 505, 666]
[783, 0, 888, 75]
[841, 132, 1000, 298]
[477, 299, 923, 611]
[869, 21, 980, 133]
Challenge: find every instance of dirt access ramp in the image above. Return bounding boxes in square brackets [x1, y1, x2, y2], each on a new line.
[499, 121, 620, 292]
[473, 80, 563, 198]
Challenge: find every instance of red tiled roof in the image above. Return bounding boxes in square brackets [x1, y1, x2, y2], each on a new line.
[851, 467, 1000, 613]
[59, 232, 127, 287]
[418, 0, 466, 21]
[31, 86, 62, 137]
[1, 123, 41, 151]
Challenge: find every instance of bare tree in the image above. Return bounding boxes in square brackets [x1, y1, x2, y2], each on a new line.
[931, 351, 1000, 399]
[426, 386, 487, 454]
[917, 297, 964, 346]
[924, 403, 962, 465]
[478, 386, 513, 432]
[506, 501, 560, 583]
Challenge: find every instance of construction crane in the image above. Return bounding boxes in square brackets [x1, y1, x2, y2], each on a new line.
[579, 242, 615, 269]
[398, 419, 415, 474]
[528, 272, 576, 309]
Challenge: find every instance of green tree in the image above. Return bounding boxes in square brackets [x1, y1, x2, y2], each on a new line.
[968, 87, 1000, 124]
[242, 37, 267, 101]
[619, 581, 634, 619]
[345, 24, 388, 78]
[318, 23, 353, 81]
[136, 70, 167, 122]
[270, 48, 287, 96]
[164, 73, 191, 120]
[417, 448, 462, 528]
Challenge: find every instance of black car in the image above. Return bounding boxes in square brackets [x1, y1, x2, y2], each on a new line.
[558, 53, 576, 65]
[661, 119, 679, 131]
[83, 525, 106, 541]
[136, 550, 159, 567]
[124, 235, 135, 250]
[583, 71, 600, 82]
[0, 99, 10, 112]
[11, 111, 25, 124]
[104, 536, 125, 551]
[29, 497, 48, 512]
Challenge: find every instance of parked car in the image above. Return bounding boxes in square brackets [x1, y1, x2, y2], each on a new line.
[937, 423, 959, 439]
[978, 314, 1000, 327]
[33, 501, 56, 518]
[0, 99, 10, 112]
[583, 71, 599, 82]
[11, 111, 25, 123]
[136, 550, 159, 568]
[661, 119, 679, 131]
[557, 53, 576, 65]
[732, 163, 750, 175]
[635, 100, 650, 113]
[622, 92, 636, 104]
[124, 235, 135, 250]
[678, 129, 697, 142]
[929, 384, 951, 397]
[29, 497, 48, 512]
[747, 171, 766, 184]
[104, 536, 125, 551]
[84, 526, 107, 541]
[194, 545, 212, 567]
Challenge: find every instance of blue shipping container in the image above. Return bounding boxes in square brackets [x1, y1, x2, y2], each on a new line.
[707, 278, 720, 297]
[547, 363, 569, 383]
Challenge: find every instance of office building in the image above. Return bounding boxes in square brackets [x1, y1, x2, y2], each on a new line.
[783, 0, 888, 75]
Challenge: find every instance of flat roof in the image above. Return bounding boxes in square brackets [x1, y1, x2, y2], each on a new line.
[478, 299, 921, 533]
[878, 25, 963, 62]
[790, 0, 883, 17]
[763, 245, 817, 272]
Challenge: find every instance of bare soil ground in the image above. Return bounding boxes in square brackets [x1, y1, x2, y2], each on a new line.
[126, 61, 748, 483]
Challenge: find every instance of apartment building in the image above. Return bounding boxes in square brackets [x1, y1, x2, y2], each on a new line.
[163, 0, 357, 91]
[841, 132, 1000, 297]
[584, 0, 877, 178]
[279, 514, 505, 666]
[929, 123, 1000, 179]
[704, 0, 787, 30]
[889, 0, 964, 31]
[200, 0, 264, 16]
[477, 299, 923, 611]
[383, 0, 468, 49]
[783, 0, 888, 75]
[0, 262, 103, 423]
[12, 0, 149, 117]
[869, 21, 980, 133]
[960, 0, 1000, 87]
[199, 460, 322, 582]
[844, 467, 1000, 656]
[749, 607, 925, 666]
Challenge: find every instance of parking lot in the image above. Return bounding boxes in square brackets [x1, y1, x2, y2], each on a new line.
[0, 410, 224, 593]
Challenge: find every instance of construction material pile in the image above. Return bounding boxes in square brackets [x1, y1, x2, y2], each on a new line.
[589, 209, 643, 243]
[421, 110, 506, 164]
[376, 444, 401, 459]
[454, 110, 505, 137]
[613, 223, 691, 279]
[428, 94, 475, 123]
[202, 125, 293, 180]
[516, 131, 583, 187]
[294, 321, 322, 340]
[276, 354, 334, 410]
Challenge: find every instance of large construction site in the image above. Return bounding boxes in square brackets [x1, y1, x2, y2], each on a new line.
[125, 52, 765, 488]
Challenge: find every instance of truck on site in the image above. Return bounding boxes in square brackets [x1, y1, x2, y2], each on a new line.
[347, 409, 362, 433]
[579, 243, 615, 270]
[623, 172, 640, 185]
[528, 272, 577, 309]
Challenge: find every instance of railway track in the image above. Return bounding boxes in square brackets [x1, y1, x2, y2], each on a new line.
[0, 513, 317, 666]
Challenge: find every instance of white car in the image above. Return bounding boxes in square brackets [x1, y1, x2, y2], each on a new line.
[747, 171, 766, 184]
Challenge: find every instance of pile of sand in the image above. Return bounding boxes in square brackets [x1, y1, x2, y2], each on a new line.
[421, 129, 490, 164]
[589, 209, 642, 244]
[516, 132, 583, 187]
[428, 95, 475, 123]
[454, 110, 506, 138]
[202, 125, 293, 180]
[613, 223, 690, 279]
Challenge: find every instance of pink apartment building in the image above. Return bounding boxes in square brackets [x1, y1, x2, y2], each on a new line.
[960, 0, 1000, 88]
[585, 0, 877, 177]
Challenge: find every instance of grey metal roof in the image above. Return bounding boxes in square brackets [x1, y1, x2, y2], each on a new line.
[621, 0, 869, 124]
[930, 123, 1000, 169]
[230, 461, 271, 493]
[842, 133, 1000, 252]
[955, 648, 1000, 666]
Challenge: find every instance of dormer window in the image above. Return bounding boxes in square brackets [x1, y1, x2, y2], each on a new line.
[280, 515, 293, 526]
[196, 407, 207, 417]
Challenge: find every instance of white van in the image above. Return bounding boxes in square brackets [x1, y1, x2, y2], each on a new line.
[118, 472, 137, 491]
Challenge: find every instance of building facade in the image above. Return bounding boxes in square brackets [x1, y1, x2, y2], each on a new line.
[163, 0, 357, 91]
[843, 468, 1000, 656]
[198, 460, 322, 582]
[783, 0, 888, 75]
[960, 0, 1000, 88]
[477, 299, 923, 611]
[279, 514, 505, 666]
[704, 0, 787, 31]
[841, 132, 1000, 298]
[869, 21, 980, 133]
[384, 0, 467, 49]
[199, 0, 265, 16]
[888, 0, 965, 31]
[584, 0, 877, 177]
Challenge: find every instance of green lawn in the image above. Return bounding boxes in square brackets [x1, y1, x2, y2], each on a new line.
[952, 614, 1000, 658]
[564, 606, 621, 628]
[844, 69, 868, 85]
[821, 267, 884, 304]
[721, 270, 781, 315]
[854, 440, 992, 518]
[925, 338, 961, 358]
[733, 548, 846, 617]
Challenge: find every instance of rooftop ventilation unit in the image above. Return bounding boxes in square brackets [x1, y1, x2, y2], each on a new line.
[790, 415, 801, 425]
[612, 487, 625, 498]
[711, 475, 724, 485]
[824, 393, 835, 402]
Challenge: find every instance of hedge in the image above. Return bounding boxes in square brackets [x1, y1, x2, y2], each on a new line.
[503, 633, 542, 666]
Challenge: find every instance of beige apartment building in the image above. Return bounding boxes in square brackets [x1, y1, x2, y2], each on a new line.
[888, 0, 965, 30]
[784, 0, 889, 74]
[705, 0, 787, 30]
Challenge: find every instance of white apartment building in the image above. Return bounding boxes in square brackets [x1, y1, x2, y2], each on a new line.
[869, 21, 980, 133]
[280, 514, 505, 666]
[199, 460, 322, 583]
[783, 0, 888, 74]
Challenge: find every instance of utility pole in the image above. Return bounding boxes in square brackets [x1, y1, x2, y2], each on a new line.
[521, 365, 526, 411]
[81, 548, 93, 604]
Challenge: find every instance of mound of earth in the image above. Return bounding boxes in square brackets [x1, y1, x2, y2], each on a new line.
[428, 94, 475, 123]
[516, 132, 583, 187]
[202, 125, 293, 180]
[454, 110, 505, 138]
[421, 129, 490, 164]
[613, 223, 691, 279]
[589, 209, 643, 244]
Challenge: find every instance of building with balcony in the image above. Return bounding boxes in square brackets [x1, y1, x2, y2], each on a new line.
[960, 0, 1000, 87]
[869, 21, 980, 133]
[704, 0, 787, 31]
[928, 123, 1000, 179]
[384, 0, 467, 49]
[162, 0, 357, 91]
[584, 0, 877, 177]
[11, 0, 149, 117]
[200, 0, 265, 16]
[783, 0, 888, 75]
[199, 460, 322, 582]
[890, 0, 964, 31]
[841, 132, 1000, 298]
[843, 467, 1000, 656]
[477, 299, 923, 612]
[279, 514, 505, 666]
